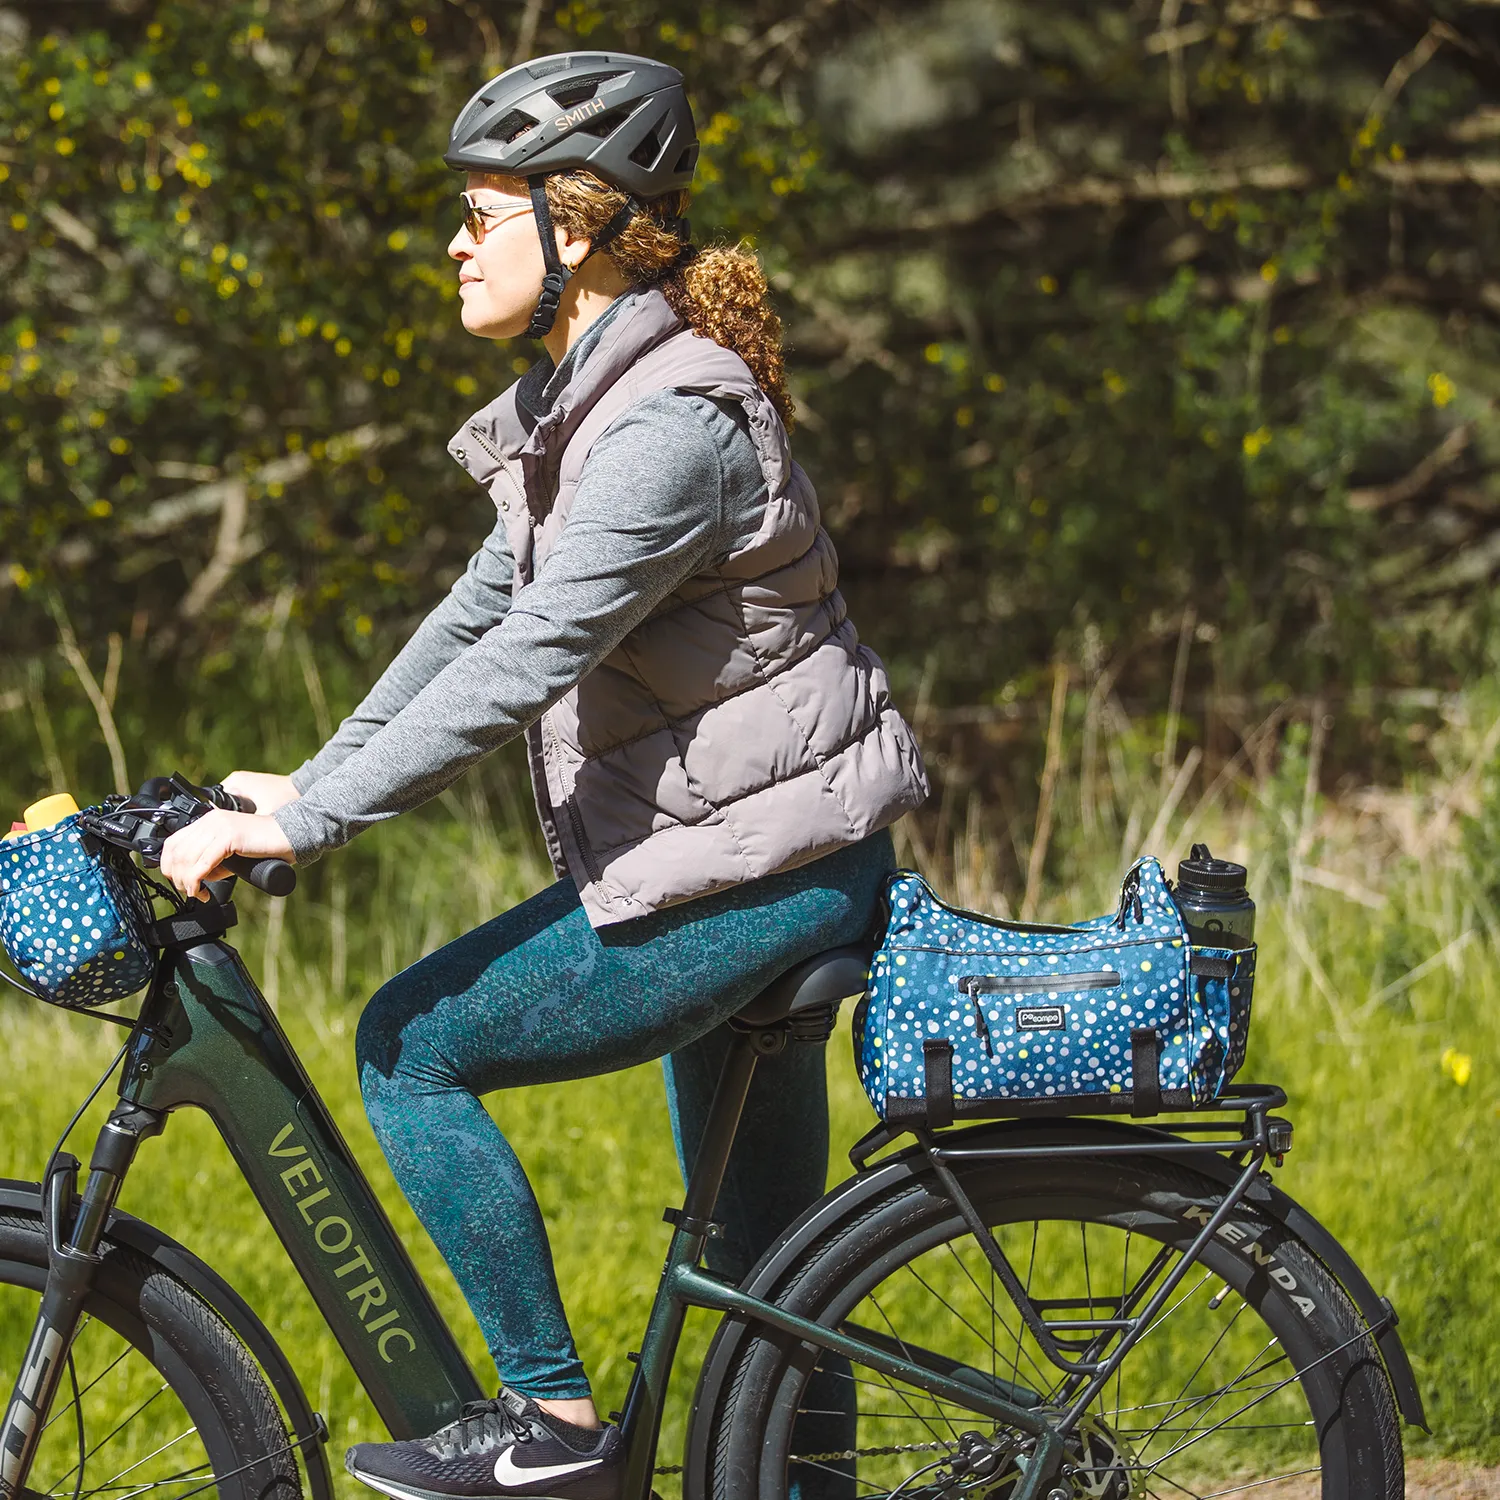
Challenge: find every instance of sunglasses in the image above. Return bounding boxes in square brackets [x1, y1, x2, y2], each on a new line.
[459, 192, 532, 243]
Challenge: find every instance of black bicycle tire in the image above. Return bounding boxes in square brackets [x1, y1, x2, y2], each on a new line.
[704, 1153, 1402, 1500]
[0, 1209, 303, 1500]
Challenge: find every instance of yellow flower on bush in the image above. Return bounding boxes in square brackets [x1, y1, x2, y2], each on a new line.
[1428, 371, 1455, 408]
[1441, 1047, 1472, 1087]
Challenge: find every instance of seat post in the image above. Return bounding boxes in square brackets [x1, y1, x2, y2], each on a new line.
[678, 1028, 762, 1226]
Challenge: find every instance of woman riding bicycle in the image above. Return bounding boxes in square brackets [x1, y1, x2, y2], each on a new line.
[160, 51, 927, 1500]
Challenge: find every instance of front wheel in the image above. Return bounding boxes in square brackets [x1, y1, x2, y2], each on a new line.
[702, 1152, 1402, 1500]
[0, 1207, 303, 1500]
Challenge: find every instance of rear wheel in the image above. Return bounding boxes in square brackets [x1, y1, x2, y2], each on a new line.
[704, 1153, 1402, 1500]
[0, 1209, 303, 1500]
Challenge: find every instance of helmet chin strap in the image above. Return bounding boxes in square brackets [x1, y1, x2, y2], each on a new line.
[524, 179, 659, 340]
[524, 177, 572, 340]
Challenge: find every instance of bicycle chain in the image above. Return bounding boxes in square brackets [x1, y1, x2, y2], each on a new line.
[654, 1439, 956, 1474]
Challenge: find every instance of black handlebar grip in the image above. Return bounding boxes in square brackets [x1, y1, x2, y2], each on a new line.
[225, 854, 297, 897]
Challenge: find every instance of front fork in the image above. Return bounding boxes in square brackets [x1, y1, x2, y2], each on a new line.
[0, 1102, 164, 1500]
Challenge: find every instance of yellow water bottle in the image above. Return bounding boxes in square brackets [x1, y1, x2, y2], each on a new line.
[25, 793, 80, 830]
[4, 793, 82, 840]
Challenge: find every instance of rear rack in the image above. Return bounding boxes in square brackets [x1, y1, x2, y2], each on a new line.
[850, 1082, 1291, 1172]
[847, 1082, 1295, 1418]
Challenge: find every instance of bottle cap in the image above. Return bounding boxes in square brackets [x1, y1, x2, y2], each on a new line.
[23, 793, 81, 832]
[1177, 842, 1247, 893]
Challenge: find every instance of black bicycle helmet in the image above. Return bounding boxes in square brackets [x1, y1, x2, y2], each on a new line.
[447, 53, 699, 337]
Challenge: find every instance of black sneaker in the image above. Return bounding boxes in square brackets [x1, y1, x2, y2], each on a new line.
[346, 1389, 622, 1500]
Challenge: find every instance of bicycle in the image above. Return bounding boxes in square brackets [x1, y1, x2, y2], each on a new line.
[0, 776, 1424, 1500]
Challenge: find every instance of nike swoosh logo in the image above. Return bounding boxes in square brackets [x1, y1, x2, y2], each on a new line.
[493, 1450, 603, 1488]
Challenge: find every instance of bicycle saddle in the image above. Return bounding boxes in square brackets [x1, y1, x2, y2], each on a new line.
[733, 945, 872, 1032]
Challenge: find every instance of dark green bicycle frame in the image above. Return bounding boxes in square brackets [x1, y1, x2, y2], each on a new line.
[90, 927, 1065, 1500]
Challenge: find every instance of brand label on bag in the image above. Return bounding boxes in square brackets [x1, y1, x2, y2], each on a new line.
[1015, 1006, 1065, 1032]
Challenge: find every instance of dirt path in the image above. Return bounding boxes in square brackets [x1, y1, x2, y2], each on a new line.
[1246, 1460, 1500, 1498]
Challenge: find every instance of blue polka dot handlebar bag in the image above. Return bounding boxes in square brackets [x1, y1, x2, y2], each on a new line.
[0, 814, 156, 1009]
[853, 858, 1256, 1125]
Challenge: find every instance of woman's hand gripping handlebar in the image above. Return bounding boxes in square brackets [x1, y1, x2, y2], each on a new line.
[197, 783, 300, 898]
[93, 773, 300, 900]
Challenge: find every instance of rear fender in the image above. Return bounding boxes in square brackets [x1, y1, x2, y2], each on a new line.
[0, 1178, 335, 1500]
[681, 1117, 1424, 1500]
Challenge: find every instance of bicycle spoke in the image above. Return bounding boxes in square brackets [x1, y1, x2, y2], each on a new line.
[786, 1453, 894, 1494]
[76, 1426, 203, 1500]
[50, 1385, 170, 1491]
[1009, 1220, 1039, 1398]
[938, 1239, 1054, 1396]
[1114, 1229, 1130, 1431]
[818, 1210, 1338, 1500]
[1130, 1299, 1253, 1457]
[41, 1341, 131, 1438]
[863, 1295, 962, 1445]
[1199, 1469, 1321, 1497]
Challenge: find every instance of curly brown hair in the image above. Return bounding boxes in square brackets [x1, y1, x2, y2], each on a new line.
[476, 171, 794, 429]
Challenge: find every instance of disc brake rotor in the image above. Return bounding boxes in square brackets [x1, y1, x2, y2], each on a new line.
[910, 1415, 1136, 1500]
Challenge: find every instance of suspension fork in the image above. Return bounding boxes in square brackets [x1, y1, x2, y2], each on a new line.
[0, 1102, 165, 1500]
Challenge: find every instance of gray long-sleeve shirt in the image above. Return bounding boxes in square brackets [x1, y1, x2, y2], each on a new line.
[275, 295, 769, 863]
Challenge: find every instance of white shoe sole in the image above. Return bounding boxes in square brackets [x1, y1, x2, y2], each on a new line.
[346, 1461, 598, 1500]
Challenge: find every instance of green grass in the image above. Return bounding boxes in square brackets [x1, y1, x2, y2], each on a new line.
[3, 643, 1500, 1488]
[2, 811, 1498, 1498]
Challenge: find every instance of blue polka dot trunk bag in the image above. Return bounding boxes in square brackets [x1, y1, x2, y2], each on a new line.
[0, 814, 157, 1009]
[853, 857, 1256, 1125]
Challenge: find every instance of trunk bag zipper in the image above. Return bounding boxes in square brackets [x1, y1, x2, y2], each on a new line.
[959, 970, 1123, 995]
[957, 970, 1122, 1057]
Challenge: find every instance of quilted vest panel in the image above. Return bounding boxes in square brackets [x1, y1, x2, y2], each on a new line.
[449, 291, 928, 925]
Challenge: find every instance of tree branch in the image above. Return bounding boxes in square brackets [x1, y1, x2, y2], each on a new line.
[124, 422, 402, 538]
[178, 479, 249, 619]
[50, 599, 130, 794]
[1346, 419, 1485, 511]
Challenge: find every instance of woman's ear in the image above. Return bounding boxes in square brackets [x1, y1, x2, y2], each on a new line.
[557, 224, 593, 273]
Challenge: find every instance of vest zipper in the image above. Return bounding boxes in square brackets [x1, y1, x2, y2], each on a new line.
[542, 714, 601, 885]
[467, 422, 505, 464]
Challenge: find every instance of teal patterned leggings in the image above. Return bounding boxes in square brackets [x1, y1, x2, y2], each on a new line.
[355, 831, 894, 1402]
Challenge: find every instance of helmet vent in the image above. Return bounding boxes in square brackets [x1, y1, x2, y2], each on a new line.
[485, 109, 538, 145]
[527, 58, 569, 79]
[547, 73, 618, 109]
[674, 144, 699, 175]
[574, 104, 632, 139]
[628, 123, 665, 170]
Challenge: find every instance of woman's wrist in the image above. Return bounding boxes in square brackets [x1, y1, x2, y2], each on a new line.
[221, 770, 302, 816]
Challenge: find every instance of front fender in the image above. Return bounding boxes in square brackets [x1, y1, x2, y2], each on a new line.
[680, 1115, 1424, 1500]
[0, 1178, 335, 1500]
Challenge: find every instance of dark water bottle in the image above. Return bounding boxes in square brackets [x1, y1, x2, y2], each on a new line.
[1174, 843, 1256, 949]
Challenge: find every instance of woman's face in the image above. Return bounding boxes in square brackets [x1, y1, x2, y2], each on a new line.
[447, 177, 553, 340]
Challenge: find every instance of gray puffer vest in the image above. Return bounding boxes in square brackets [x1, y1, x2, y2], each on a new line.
[448, 290, 928, 926]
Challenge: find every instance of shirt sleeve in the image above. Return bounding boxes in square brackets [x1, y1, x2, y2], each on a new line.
[288, 512, 517, 792]
[274, 392, 733, 862]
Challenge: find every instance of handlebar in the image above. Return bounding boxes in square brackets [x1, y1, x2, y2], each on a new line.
[200, 784, 298, 896]
[84, 773, 298, 898]
[223, 853, 299, 897]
